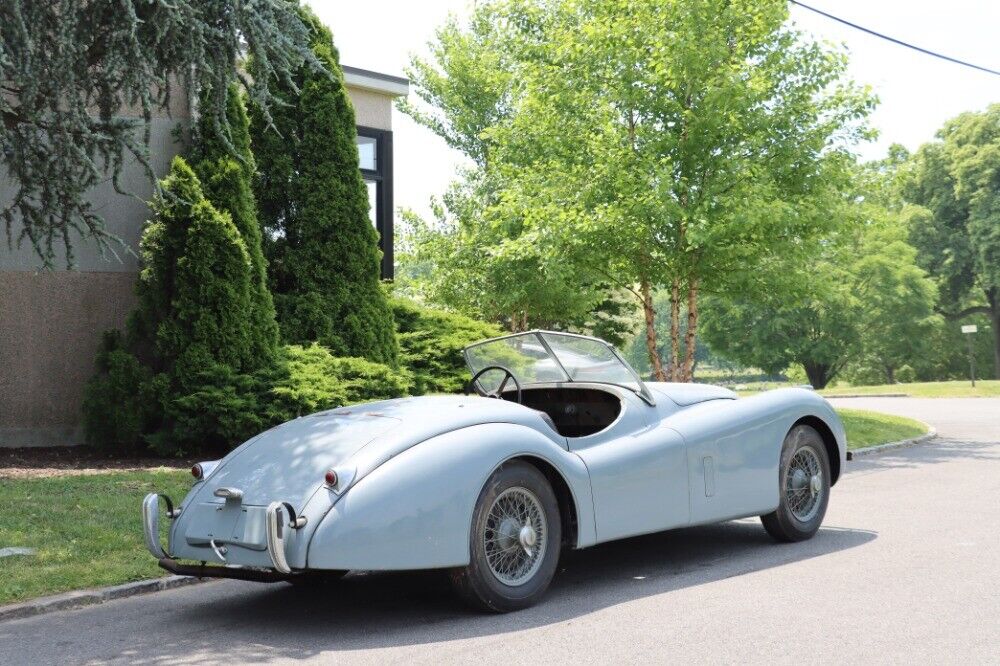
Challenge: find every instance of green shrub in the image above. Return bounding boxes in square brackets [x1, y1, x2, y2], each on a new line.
[896, 365, 917, 384]
[392, 298, 502, 394]
[266, 344, 411, 420]
[149, 365, 267, 456]
[84, 157, 278, 456]
[82, 332, 154, 453]
[250, 8, 398, 366]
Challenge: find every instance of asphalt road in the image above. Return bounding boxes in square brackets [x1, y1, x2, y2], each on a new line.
[2, 398, 998, 665]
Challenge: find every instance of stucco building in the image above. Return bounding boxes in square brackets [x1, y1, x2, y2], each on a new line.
[0, 66, 408, 447]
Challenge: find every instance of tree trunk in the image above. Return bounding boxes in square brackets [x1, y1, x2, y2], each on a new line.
[988, 288, 1000, 380]
[886, 365, 895, 384]
[681, 278, 699, 382]
[802, 362, 831, 390]
[641, 279, 667, 381]
[669, 278, 681, 381]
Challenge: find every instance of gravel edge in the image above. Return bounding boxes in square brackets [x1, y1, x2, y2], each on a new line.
[0, 575, 211, 623]
[848, 427, 938, 459]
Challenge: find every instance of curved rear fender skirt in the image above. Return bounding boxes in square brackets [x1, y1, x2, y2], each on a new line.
[306, 423, 595, 571]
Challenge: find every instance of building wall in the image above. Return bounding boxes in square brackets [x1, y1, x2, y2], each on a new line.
[348, 87, 393, 131]
[0, 84, 397, 448]
[0, 271, 137, 446]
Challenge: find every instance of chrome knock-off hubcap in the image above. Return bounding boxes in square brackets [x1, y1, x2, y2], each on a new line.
[785, 447, 824, 522]
[484, 487, 547, 586]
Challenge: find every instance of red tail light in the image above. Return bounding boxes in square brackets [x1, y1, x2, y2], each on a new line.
[191, 463, 203, 480]
[324, 469, 338, 486]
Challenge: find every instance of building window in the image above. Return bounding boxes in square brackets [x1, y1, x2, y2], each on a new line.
[357, 136, 377, 171]
[355, 127, 393, 279]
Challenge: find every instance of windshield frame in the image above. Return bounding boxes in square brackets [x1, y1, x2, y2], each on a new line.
[463, 330, 656, 405]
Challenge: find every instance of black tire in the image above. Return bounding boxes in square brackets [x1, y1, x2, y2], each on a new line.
[450, 461, 561, 612]
[761, 425, 831, 542]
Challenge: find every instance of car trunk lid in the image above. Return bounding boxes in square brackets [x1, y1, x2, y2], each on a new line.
[198, 410, 402, 510]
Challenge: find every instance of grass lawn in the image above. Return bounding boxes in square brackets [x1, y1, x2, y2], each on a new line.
[0, 470, 190, 606]
[837, 408, 929, 450]
[821, 380, 1000, 398]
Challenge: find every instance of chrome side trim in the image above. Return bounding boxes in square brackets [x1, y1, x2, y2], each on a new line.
[142, 493, 168, 559]
[265, 501, 292, 574]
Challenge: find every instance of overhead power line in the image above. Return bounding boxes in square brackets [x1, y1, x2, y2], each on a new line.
[789, 0, 1000, 78]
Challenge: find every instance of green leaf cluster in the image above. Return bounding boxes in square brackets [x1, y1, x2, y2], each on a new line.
[267, 345, 412, 419]
[84, 156, 274, 454]
[392, 298, 503, 395]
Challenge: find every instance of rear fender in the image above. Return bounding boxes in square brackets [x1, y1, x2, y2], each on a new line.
[306, 422, 595, 571]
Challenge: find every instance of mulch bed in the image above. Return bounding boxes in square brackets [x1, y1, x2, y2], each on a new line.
[0, 446, 194, 479]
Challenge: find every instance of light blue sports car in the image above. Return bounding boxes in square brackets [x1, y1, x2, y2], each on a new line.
[143, 330, 846, 611]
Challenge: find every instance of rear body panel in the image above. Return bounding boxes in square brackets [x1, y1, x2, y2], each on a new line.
[166, 395, 570, 569]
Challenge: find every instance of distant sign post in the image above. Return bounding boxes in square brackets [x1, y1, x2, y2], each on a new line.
[961, 325, 978, 387]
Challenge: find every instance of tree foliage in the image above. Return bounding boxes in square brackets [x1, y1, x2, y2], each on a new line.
[395, 179, 610, 332]
[191, 86, 280, 368]
[903, 105, 1000, 378]
[250, 7, 398, 366]
[404, 0, 873, 381]
[400, 12, 615, 334]
[702, 176, 940, 388]
[84, 157, 277, 454]
[392, 297, 502, 395]
[0, 0, 319, 267]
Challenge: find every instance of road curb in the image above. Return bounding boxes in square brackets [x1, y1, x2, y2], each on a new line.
[0, 575, 210, 623]
[847, 427, 938, 460]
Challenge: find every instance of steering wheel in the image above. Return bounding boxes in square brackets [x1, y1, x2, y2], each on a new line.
[465, 365, 522, 404]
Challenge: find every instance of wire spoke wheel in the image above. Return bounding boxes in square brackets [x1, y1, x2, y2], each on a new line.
[785, 446, 824, 522]
[483, 487, 548, 586]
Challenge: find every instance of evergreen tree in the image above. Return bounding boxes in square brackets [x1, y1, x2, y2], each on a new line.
[250, 8, 399, 366]
[113, 156, 265, 454]
[1, 0, 318, 268]
[192, 85, 280, 369]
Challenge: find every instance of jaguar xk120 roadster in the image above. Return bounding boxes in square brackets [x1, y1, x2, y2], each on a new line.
[143, 330, 846, 611]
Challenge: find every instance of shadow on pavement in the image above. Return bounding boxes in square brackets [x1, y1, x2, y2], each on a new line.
[97, 520, 876, 664]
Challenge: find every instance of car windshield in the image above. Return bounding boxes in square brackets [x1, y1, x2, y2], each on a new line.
[463, 331, 654, 403]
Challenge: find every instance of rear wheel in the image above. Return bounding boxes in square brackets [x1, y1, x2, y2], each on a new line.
[761, 425, 831, 542]
[450, 461, 561, 612]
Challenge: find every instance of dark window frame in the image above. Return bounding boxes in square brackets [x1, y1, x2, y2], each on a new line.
[356, 125, 394, 280]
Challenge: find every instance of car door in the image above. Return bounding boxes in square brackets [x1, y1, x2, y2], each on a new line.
[569, 388, 690, 543]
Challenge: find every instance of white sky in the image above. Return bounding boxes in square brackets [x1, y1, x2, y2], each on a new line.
[307, 0, 1000, 221]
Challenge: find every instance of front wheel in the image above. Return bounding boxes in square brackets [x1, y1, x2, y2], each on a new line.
[761, 425, 831, 542]
[450, 461, 561, 612]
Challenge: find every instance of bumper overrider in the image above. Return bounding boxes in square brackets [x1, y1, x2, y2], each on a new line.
[142, 493, 305, 583]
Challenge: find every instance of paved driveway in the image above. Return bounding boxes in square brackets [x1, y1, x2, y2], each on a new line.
[2, 399, 998, 665]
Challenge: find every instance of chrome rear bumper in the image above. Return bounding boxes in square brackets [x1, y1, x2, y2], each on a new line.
[142, 493, 302, 575]
[142, 493, 171, 559]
